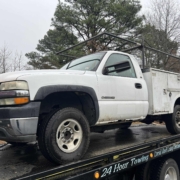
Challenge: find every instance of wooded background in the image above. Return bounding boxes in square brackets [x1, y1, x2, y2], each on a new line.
[1, 0, 180, 72]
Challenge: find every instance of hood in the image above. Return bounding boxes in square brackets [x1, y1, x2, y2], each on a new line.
[0, 69, 85, 82]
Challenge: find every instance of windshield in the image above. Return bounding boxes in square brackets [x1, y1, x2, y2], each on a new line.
[61, 52, 106, 71]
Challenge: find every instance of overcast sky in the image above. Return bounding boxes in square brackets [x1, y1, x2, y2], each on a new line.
[0, 0, 149, 60]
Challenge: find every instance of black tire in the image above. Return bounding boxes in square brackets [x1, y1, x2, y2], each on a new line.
[120, 122, 132, 129]
[135, 162, 152, 180]
[38, 107, 90, 164]
[38, 109, 59, 163]
[150, 158, 179, 180]
[165, 105, 180, 134]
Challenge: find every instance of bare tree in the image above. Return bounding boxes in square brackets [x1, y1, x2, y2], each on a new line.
[0, 44, 12, 73]
[146, 0, 180, 42]
[0, 44, 28, 73]
[144, 0, 180, 71]
[11, 51, 25, 71]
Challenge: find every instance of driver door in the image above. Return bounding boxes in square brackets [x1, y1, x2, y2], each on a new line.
[96, 52, 142, 122]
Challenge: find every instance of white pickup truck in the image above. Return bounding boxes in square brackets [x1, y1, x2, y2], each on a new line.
[0, 51, 180, 164]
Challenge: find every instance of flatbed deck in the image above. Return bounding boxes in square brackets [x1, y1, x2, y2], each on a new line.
[0, 124, 173, 180]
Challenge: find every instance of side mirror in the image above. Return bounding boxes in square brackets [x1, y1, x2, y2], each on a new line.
[103, 61, 131, 75]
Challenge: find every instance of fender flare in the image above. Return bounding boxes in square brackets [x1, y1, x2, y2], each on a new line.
[34, 85, 99, 122]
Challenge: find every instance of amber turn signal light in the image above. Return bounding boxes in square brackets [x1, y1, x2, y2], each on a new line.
[14, 97, 29, 105]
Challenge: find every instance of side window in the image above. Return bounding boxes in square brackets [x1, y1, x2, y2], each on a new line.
[104, 53, 136, 78]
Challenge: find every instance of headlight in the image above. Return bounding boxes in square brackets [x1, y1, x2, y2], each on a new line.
[0, 81, 28, 90]
[0, 81, 29, 105]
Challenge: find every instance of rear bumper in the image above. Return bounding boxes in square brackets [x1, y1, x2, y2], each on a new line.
[0, 102, 40, 142]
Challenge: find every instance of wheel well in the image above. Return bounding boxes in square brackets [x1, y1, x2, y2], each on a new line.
[38, 91, 96, 126]
[174, 97, 180, 107]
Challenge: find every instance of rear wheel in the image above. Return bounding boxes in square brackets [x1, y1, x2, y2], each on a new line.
[150, 158, 179, 180]
[38, 107, 90, 164]
[165, 105, 180, 134]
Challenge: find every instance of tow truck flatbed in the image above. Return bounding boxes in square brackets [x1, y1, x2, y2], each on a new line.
[1, 123, 179, 180]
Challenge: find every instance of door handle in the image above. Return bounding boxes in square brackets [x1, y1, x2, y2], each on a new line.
[135, 83, 142, 89]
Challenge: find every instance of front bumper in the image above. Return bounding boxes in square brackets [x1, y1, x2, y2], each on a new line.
[0, 102, 40, 142]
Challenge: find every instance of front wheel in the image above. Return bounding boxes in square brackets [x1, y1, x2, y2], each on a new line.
[38, 107, 90, 164]
[165, 105, 180, 134]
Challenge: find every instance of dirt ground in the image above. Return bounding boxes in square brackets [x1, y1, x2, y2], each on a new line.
[132, 121, 165, 125]
[0, 140, 6, 145]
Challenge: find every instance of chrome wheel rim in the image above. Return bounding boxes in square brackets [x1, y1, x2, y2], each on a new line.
[56, 119, 83, 153]
[164, 167, 177, 180]
[175, 111, 180, 128]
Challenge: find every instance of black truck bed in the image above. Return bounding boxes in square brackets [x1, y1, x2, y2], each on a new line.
[0, 124, 172, 180]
